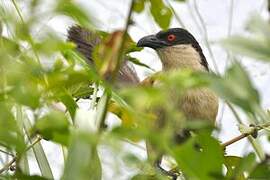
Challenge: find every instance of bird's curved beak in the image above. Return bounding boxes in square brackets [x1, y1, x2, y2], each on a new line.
[137, 35, 167, 49]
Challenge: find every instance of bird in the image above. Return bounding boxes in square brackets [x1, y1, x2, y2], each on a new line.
[137, 28, 218, 122]
[137, 28, 219, 179]
[67, 26, 218, 179]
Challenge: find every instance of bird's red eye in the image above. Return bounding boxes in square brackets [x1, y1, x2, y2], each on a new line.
[167, 34, 176, 42]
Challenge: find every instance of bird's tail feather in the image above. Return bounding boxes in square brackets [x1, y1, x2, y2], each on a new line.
[67, 25, 139, 85]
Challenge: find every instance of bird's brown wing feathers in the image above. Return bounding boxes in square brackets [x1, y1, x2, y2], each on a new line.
[67, 25, 139, 85]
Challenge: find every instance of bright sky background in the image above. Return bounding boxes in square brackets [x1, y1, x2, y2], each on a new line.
[2, 0, 270, 179]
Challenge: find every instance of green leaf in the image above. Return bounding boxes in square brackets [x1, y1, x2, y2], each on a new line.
[55, 0, 92, 28]
[0, 37, 21, 56]
[14, 174, 49, 180]
[16, 106, 30, 175]
[131, 174, 166, 180]
[249, 158, 270, 179]
[10, 82, 41, 109]
[224, 154, 256, 179]
[68, 83, 93, 99]
[96, 92, 110, 130]
[134, 0, 145, 13]
[58, 89, 78, 120]
[172, 132, 224, 179]
[222, 15, 270, 62]
[23, 115, 53, 179]
[204, 63, 260, 114]
[246, 15, 270, 38]
[150, 0, 172, 29]
[0, 103, 25, 154]
[222, 36, 270, 62]
[126, 55, 154, 71]
[0, 20, 2, 36]
[34, 111, 70, 146]
[62, 132, 102, 180]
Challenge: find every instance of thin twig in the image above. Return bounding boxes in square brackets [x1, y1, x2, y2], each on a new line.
[193, 0, 219, 73]
[222, 122, 270, 148]
[98, 0, 135, 131]
[222, 133, 248, 148]
[0, 136, 42, 174]
[112, 0, 135, 81]
[164, 0, 186, 28]
[0, 157, 16, 174]
[186, 1, 203, 34]
[0, 149, 14, 157]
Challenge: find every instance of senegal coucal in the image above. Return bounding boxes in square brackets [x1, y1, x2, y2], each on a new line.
[137, 28, 218, 122]
[68, 26, 218, 179]
[137, 28, 218, 179]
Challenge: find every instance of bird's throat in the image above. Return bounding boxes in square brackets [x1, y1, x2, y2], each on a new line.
[157, 44, 206, 71]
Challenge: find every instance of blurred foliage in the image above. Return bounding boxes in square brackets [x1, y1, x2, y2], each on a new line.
[222, 15, 270, 62]
[0, 0, 269, 180]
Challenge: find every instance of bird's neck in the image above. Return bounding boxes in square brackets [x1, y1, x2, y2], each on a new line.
[157, 44, 206, 71]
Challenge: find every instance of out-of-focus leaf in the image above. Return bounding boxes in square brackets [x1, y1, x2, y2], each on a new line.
[131, 174, 166, 180]
[0, 20, 2, 35]
[23, 115, 53, 179]
[94, 31, 124, 79]
[55, 0, 92, 27]
[0, 37, 20, 56]
[68, 83, 93, 99]
[62, 132, 102, 180]
[57, 89, 78, 120]
[246, 15, 270, 38]
[222, 36, 270, 62]
[249, 158, 270, 179]
[108, 101, 135, 126]
[224, 153, 256, 179]
[149, 0, 172, 29]
[95, 92, 110, 130]
[34, 34, 75, 56]
[222, 15, 270, 62]
[172, 133, 224, 179]
[13, 174, 49, 180]
[224, 156, 245, 179]
[134, 0, 145, 13]
[203, 63, 260, 114]
[34, 111, 70, 146]
[16, 106, 30, 175]
[10, 82, 41, 109]
[0, 103, 25, 154]
[126, 55, 154, 71]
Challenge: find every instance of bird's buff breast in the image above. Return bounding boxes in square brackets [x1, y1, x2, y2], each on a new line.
[179, 88, 218, 123]
[156, 44, 218, 122]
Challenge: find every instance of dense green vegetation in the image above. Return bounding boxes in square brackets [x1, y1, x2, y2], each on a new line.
[0, 0, 270, 179]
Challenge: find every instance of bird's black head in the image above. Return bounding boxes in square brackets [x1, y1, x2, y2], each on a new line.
[137, 28, 199, 49]
[137, 28, 209, 71]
